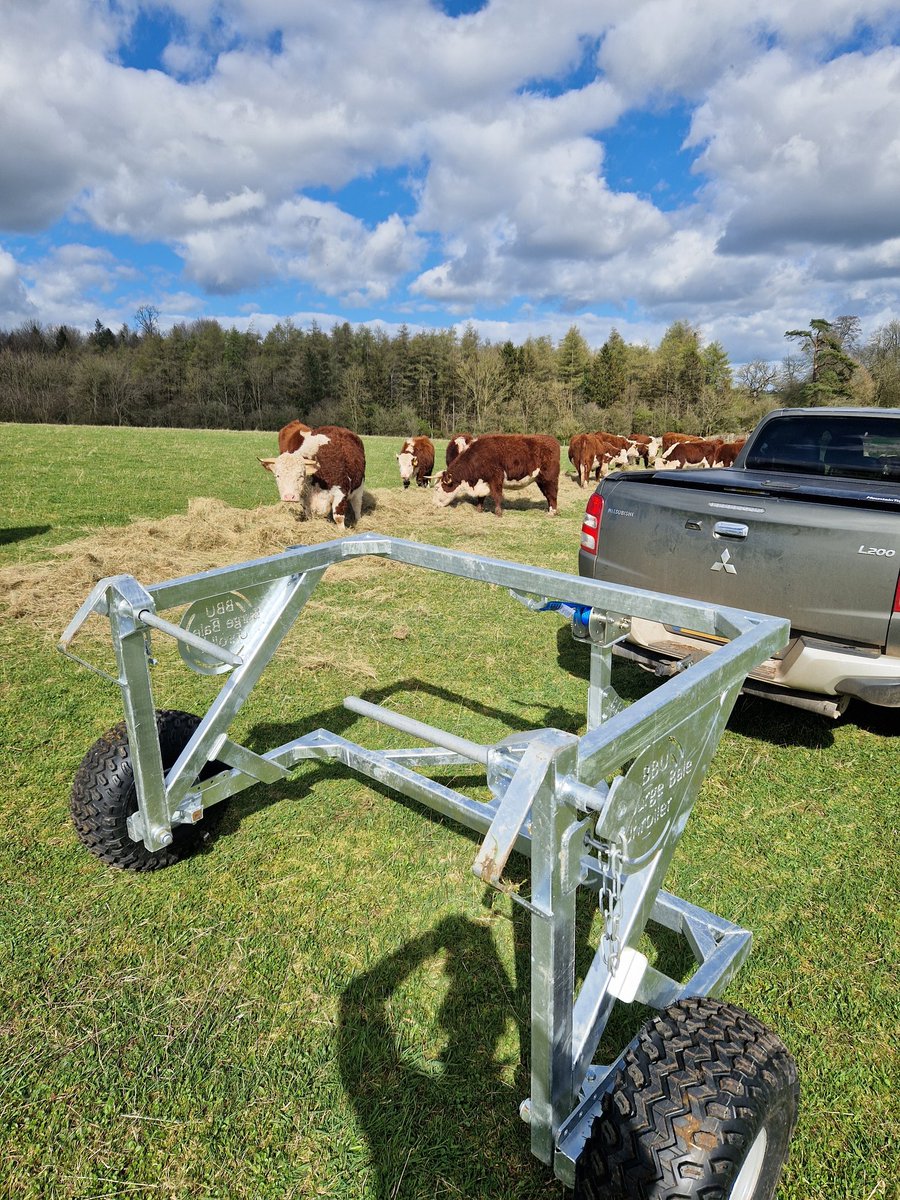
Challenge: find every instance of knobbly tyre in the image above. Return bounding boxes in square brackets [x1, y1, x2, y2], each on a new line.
[60, 534, 799, 1199]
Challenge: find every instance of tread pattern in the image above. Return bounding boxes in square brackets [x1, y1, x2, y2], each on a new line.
[576, 997, 799, 1200]
[71, 709, 228, 871]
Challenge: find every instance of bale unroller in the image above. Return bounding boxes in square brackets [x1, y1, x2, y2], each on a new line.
[60, 533, 799, 1199]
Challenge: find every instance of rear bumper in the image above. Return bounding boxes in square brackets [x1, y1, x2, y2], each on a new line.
[620, 618, 900, 716]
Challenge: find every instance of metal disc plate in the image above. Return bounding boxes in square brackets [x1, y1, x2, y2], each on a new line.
[179, 586, 273, 675]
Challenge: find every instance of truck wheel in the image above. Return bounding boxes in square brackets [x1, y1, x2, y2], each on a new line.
[71, 709, 229, 871]
[575, 997, 799, 1200]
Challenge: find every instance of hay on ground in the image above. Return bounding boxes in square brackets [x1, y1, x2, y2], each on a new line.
[1, 481, 570, 630]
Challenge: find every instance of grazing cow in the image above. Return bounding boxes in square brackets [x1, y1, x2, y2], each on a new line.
[626, 433, 661, 465]
[433, 433, 560, 517]
[572, 433, 622, 486]
[655, 438, 723, 470]
[446, 433, 475, 466]
[594, 431, 630, 453]
[396, 436, 435, 488]
[278, 419, 312, 454]
[660, 431, 704, 456]
[260, 425, 366, 528]
[714, 438, 746, 468]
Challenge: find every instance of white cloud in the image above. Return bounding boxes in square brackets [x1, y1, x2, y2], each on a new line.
[1, 1, 900, 361]
[276, 201, 426, 301]
[181, 189, 267, 225]
[689, 47, 900, 254]
[22, 244, 137, 327]
[0, 248, 35, 327]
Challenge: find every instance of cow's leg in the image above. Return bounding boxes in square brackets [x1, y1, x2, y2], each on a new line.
[537, 472, 558, 516]
[490, 480, 504, 517]
[348, 483, 364, 523]
[331, 488, 349, 529]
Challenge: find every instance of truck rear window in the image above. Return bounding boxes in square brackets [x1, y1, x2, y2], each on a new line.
[745, 414, 900, 481]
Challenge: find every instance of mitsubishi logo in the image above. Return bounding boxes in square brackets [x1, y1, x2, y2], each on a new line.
[711, 548, 737, 574]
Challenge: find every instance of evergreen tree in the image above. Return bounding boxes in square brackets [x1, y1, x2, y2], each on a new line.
[784, 318, 858, 404]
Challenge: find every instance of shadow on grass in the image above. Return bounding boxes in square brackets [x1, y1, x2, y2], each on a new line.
[0, 523, 51, 545]
[336, 897, 670, 1198]
[842, 700, 900, 738]
[335, 866, 707, 1197]
[554, 625, 839, 748]
[337, 913, 546, 1198]
[223, 677, 581, 849]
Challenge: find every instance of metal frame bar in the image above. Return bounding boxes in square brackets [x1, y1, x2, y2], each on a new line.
[60, 533, 789, 1187]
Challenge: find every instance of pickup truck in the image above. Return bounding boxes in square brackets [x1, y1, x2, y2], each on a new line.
[577, 407, 900, 718]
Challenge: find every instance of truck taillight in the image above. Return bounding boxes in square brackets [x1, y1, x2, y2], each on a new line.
[894, 570, 900, 613]
[580, 492, 603, 555]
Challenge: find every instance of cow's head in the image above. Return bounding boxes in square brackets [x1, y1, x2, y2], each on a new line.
[396, 450, 417, 488]
[259, 452, 318, 504]
[431, 469, 457, 507]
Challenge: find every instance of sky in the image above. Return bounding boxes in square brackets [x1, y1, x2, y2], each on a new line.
[2, 1, 900, 365]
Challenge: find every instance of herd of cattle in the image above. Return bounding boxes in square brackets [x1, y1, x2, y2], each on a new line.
[258, 422, 746, 526]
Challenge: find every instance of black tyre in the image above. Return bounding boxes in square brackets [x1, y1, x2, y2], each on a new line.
[576, 997, 799, 1200]
[71, 709, 229, 871]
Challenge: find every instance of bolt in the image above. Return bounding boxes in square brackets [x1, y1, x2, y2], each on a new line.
[519, 1098, 532, 1124]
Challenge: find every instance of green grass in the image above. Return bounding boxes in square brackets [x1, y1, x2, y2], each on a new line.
[1, 422, 898, 1199]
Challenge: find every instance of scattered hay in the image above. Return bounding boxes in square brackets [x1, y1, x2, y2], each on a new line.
[0, 486, 498, 630]
[0, 473, 590, 632]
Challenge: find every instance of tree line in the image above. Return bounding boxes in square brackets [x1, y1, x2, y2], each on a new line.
[1, 311, 898, 438]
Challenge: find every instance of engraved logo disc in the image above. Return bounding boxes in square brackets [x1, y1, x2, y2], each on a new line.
[179, 586, 272, 675]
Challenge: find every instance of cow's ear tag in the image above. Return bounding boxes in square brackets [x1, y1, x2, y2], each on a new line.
[178, 584, 276, 675]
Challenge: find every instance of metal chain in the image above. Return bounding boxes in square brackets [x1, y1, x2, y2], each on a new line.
[599, 841, 623, 975]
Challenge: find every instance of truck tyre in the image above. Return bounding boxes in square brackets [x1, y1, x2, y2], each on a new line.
[575, 997, 799, 1200]
[71, 709, 229, 871]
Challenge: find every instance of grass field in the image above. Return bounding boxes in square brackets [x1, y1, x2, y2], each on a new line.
[0, 422, 898, 1200]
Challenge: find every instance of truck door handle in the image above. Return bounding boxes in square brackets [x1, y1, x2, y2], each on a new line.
[713, 521, 749, 539]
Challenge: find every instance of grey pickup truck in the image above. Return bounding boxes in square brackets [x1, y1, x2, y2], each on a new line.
[578, 407, 900, 717]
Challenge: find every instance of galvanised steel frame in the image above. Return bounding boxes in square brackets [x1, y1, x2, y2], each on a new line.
[60, 533, 789, 1187]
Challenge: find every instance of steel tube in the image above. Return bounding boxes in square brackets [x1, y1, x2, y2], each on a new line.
[135, 607, 244, 667]
[343, 696, 491, 765]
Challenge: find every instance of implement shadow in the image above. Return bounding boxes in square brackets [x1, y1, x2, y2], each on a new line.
[0, 524, 51, 545]
[338, 913, 546, 1199]
[237, 677, 584, 830]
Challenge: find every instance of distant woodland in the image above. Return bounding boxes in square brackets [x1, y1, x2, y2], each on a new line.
[2, 312, 899, 437]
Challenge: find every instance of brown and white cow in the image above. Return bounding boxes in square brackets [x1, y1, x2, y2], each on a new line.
[277, 419, 312, 454]
[569, 432, 628, 485]
[568, 432, 589, 477]
[260, 425, 366, 528]
[713, 438, 746, 468]
[446, 433, 475, 466]
[660, 431, 704, 455]
[626, 433, 661, 465]
[571, 433, 617, 486]
[655, 438, 723, 470]
[396, 436, 435, 488]
[433, 434, 560, 517]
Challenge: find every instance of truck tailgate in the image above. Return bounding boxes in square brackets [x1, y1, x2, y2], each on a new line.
[590, 473, 900, 648]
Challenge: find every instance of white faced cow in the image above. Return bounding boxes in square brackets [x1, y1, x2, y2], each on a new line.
[432, 433, 560, 517]
[260, 425, 366, 529]
[396, 436, 435, 488]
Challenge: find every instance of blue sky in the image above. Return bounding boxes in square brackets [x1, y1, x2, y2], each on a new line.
[2, 1, 900, 364]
